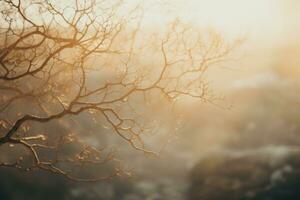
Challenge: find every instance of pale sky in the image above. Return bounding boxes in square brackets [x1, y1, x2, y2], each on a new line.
[134, 0, 291, 88]
[140, 0, 284, 39]
[143, 0, 300, 90]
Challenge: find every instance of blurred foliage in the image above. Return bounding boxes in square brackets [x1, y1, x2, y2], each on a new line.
[188, 152, 300, 200]
[0, 169, 69, 200]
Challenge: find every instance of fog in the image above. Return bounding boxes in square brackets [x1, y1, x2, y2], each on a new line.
[1, 0, 300, 200]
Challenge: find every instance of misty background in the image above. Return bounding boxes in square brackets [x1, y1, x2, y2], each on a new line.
[1, 0, 300, 199]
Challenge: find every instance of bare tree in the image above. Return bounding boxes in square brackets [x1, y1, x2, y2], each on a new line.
[0, 0, 237, 181]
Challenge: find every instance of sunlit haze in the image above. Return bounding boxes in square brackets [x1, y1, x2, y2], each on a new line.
[1, 0, 300, 199]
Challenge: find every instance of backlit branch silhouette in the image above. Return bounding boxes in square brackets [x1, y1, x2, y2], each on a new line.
[0, 0, 237, 181]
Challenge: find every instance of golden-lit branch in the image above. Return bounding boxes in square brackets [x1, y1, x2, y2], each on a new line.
[0, 0, 236, 181]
